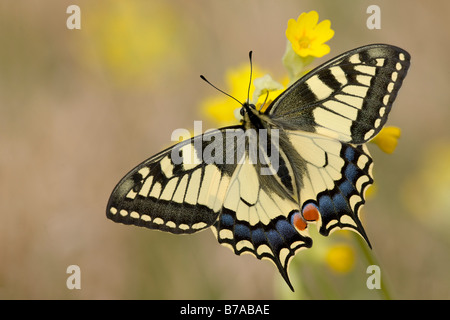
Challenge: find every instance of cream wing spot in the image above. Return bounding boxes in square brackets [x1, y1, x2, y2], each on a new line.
[375, 58, 385, 67]
[307, 75, 333, 100]
[329, 66, 348, 86]
[236, 240, 254, 251]
[180, 144, 201, 170]
[149, 182, 162, 199]
[224, 178, 240, 211]
[279, 248, 290, 266]
[313, 108, 352, 137]
[197, 165, 221, 207]
[356, 74, 372, 86]
[354, 65, 376, 75]
[160, 177, 178, 201]
[213, 175, 230, 212]
[219, 229, 233, 240]
[322, 100, 358, 120]
[256, 244, 272, 256]
[130, 211, 139, 219]
[126, 189, 138, 199]
[335, 94, 363, 109]
[357, 154, 370, 169]
[160, 156, 174, 178]
[137, 167, 150, 179]
[374, 118, 381, 128]
[203, 165, 222, 209]
[348, 54, 361, 64]
[391, 72, 398, 82]
[172, 175, 188, 204]
[185, 169, 201, 205]
[387, 82, 394, 93]
[166, 221, 176, 229]
[248, 206, 259, 226]
[364, 129, 375, 140]
[349, 195, 361, 210]
[342, 85, 369, 98]
[120, 209, 128, 217]
[340, 215, 358, 227]
[192, 222, 207, 230]
[326, 219, 339, 230]
[235, 200, 250, 223]
[179, 224, 189, 230]
[138, 176, 153, 197]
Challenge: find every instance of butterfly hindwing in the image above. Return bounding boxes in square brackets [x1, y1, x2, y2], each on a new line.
[285, 129, 374, 243]
[267, 44, 410, 144]
[212, 155, 313, 290]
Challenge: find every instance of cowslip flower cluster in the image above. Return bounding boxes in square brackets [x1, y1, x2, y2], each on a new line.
[286, 11, 334, 58]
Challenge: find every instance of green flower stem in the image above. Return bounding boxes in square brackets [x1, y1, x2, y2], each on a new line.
[355, 235, 394, 300]
[282, 41, 315, 84]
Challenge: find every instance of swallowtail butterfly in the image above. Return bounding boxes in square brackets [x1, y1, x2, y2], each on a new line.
[107, 44, 410, 291]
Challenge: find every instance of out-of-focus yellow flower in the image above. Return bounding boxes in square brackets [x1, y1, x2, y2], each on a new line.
[371, 126, 401, 154]
[325, 243, 355, 274]
[286, 11, 334, 58]
[283, 11, 334, 83]
[202, 64, 284, 126]
[364, 183, 378, 200]
[401, 141, 450, 235]
[81, 2, 181, 87]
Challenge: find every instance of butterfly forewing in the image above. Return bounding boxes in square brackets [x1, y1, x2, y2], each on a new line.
[267, 44, 410, 144]
[107, 127, 241, 234]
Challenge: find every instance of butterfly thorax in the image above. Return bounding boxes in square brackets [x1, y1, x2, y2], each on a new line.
[241, 103, 271, 130]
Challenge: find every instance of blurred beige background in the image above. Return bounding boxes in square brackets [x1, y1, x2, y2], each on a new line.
[1, 0, 449, 299]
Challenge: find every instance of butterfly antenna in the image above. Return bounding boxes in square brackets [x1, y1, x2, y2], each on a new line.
[247, 51, 253, 105]
[200, 75, 243, 106]
[258, 90, 270, 111]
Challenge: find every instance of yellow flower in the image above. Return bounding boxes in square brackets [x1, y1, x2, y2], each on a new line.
[325, 243, 355, 274]
[286, 11, 334, 58]
[364, 183, 378, 200]
[401, 141, 450, 235]
[201, 64, 284, 126]
[370, 126, 401, 154]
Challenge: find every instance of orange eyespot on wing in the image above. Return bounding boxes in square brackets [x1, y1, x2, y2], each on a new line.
[302, 203, 320, 222]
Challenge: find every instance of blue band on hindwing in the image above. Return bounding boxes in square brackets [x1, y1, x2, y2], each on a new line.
[315, 143, 373, 238]
[214, 207, 312, 289]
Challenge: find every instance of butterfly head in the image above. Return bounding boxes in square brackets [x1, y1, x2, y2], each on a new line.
[239, 102, 267, 130]
[239, 102, 256, 116]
